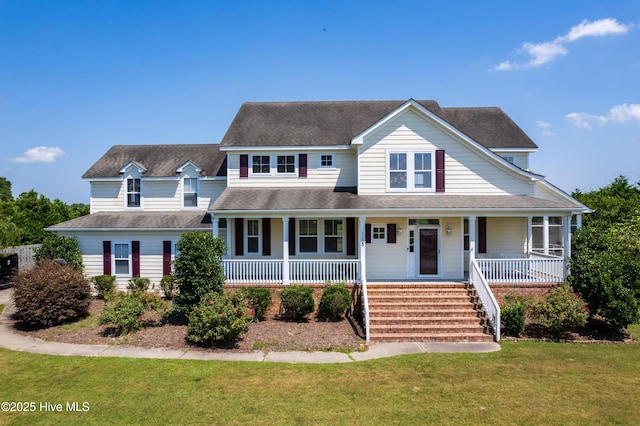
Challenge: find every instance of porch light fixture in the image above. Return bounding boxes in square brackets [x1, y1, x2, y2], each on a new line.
[397, 224, 403, 235]
[446, 224, 452, 235]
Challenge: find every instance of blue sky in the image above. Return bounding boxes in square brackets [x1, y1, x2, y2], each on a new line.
[1, 1, 639, 204]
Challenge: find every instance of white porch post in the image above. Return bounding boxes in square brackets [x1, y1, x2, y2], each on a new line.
[211, 213, 218, 237]
[543, 215, 549, 256]
[468, 215, 476, 264]
[576, 214, 582, 229]
[225, 218, 232, 258]
[527, 216, 533, 255]
[564, 215, 572, 279]
[282, 217, 290, 285]
[358, 216, 367, 283]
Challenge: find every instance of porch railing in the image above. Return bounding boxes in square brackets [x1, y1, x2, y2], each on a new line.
[222, 259, 360, 284]
[469, 259, 500, 342]
[290, 259, 360, 284]
[475, 256, 565, 284]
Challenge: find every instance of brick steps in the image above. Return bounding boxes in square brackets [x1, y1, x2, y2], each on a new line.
[366, 283, 494, 343]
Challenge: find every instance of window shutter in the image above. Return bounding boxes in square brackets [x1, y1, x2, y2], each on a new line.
[235, 218, 244, 256]
[163, 241, 172, 276]
[346, 217, 356, 256]
[298, 154, 307, 177]
[132, 241, 140, 277]
[365, 224, 372, 244]
[262, 218, 271, 256]
[240, 155, 249, 178]
[387, 224, 397, 244]
[478, 217, 487, 254]
[102, 241, 112, 275]
[289, 218, 296, 255]
[436, 150, 445, 192]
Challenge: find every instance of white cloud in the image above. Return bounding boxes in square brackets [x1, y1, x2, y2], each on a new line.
[494, 18, 630, 70]
[12, 146, 65, 163]
[536, 120, 555, 136]
[566, 104, 640, 129]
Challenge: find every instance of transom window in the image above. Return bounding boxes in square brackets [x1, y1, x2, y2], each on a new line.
[247, 219, 260, 253]
[114, 243, 130, 276]
[277, 155, 295, 174]
[388, 151, 435, 191]
[183, 177, 198, 207]
[126, 178, 141, 208]
[252, 156, 270, 174]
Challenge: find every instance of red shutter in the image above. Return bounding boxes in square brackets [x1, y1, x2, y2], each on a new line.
[102, 241, 111, 275]
[262, 218, 271, 256]
[298, 154, 307, 177]
[365, 224, 372, 244]
[289, 218, 296, 255]
[478, 217, 487, 254]
[132, 241, 140, 277]
[240, 155, 249, 178]
[235, 218, 244, 256]
[346, 217, 356, 256]
[436, 150, 445, 192]
[163, 241, 172, 276]
[387, 224, 397, 244]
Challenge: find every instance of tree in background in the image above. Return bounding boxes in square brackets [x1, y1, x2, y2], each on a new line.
[0, 177, 12, 202]
[173, 231, 227, 315]
[0, 219, 21, 249]
[34, 234, 84, 271]
[570, 176, 640, 328]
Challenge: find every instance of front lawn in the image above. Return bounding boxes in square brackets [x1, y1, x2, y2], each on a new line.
[0, 328, 639, 424]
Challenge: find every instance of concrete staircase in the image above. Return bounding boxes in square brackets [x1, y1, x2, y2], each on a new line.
[367, 282, 495, 342]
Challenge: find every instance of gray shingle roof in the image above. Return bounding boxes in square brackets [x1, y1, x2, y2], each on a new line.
[209, 188, 577, 212]
[220, 100, 538, 149]
[47, 211, 212, 230]
[82, 144, 227, 179]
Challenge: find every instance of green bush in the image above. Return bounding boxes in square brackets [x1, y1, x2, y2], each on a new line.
[160, 275, 178, 300]
[12, 259, 91, 327]
[187, 292, 253, 345]
[100, 293, 146, 335]
[279, 285, 315, 321]
[93, 275, 116, 300]
[127, 277, 150, 294]
[241, 287, 272, 321]
[529, 285, 589, 333]
[318, 283, 352, 322]
[173, 231, 227, 315]
[34, 233, 84, 271]
[501, 302, 526, 337]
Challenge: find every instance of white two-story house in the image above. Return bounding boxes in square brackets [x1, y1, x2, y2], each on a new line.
[49, 99, 590, 340]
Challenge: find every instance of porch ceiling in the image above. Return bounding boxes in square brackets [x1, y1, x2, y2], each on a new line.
[209, 187, 577, 214]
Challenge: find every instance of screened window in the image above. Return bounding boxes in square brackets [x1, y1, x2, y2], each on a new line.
[114, 243, 130, 276]
[324, 220, 343, 253]
[252, 156, 270, 174]
[126, 178, 141, 207]
[299, 219, 318, 253]
[247, 219, 260, 253]
[548, 217, 564, 257]
[531, 216, 544, 254]
[183, 178, 198, 207]
[277, 155, 295, 174]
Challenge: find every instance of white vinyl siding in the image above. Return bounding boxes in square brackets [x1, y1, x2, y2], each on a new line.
[358, 109, 534, 196]
[484, 217, 528, 257]
[143, 181, 181, 211]
[89, 181, 125, 213]
[227, 151, 357, 188]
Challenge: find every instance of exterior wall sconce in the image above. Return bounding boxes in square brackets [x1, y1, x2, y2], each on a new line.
[446, 224, 452, 235]
[397, 224, 403, 235]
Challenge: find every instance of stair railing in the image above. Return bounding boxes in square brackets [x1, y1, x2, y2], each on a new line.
[469, 259, 501, 342]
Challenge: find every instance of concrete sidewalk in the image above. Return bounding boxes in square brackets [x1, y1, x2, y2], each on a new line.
[0, 288, 500, 363]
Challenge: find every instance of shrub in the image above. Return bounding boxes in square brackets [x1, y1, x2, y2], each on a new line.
[12, 259, 91, 327]
[34, 233, 84, 271]
[501, 302, 526, 337]
[127, 277, 150, 294]
[187, 292, 253, 345]
[173, 231, 227, 315]
[241, 287, 272, 322]
[160, 275, 178, 300]
[93, 275, 116, 300]
[529, 285, 589, 333]
[100, 293, 146, 335]
[318, 283, 352, 322]
[279, 285, 315, 321]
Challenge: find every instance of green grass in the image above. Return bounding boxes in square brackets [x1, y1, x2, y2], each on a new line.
[1, 336, 639, 425]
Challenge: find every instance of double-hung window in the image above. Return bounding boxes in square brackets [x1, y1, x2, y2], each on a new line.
[299, 219, 318, 253]
[183, 177, 198, 207]
[114, 243, 130, 276]
[389, 153, 407, 189]
[413, 153, 433, 189]
[324, 220, 343, 253]
[252, 156, 270, 174]
[126, 178, 141, 207]
[246, 219, 260, 254]
[387, 151, 435, 191]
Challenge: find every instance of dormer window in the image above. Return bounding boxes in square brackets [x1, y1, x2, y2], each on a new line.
[277, 155, 295, 174]
[252, 155, 270, 174]
[183, 177, 198, 208]
[127, 178, 141, 207]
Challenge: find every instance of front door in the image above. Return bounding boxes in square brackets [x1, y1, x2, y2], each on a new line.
[419, 228, 439, 275]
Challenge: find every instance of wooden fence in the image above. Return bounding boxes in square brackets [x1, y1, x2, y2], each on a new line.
[0, 244, 40, 270]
